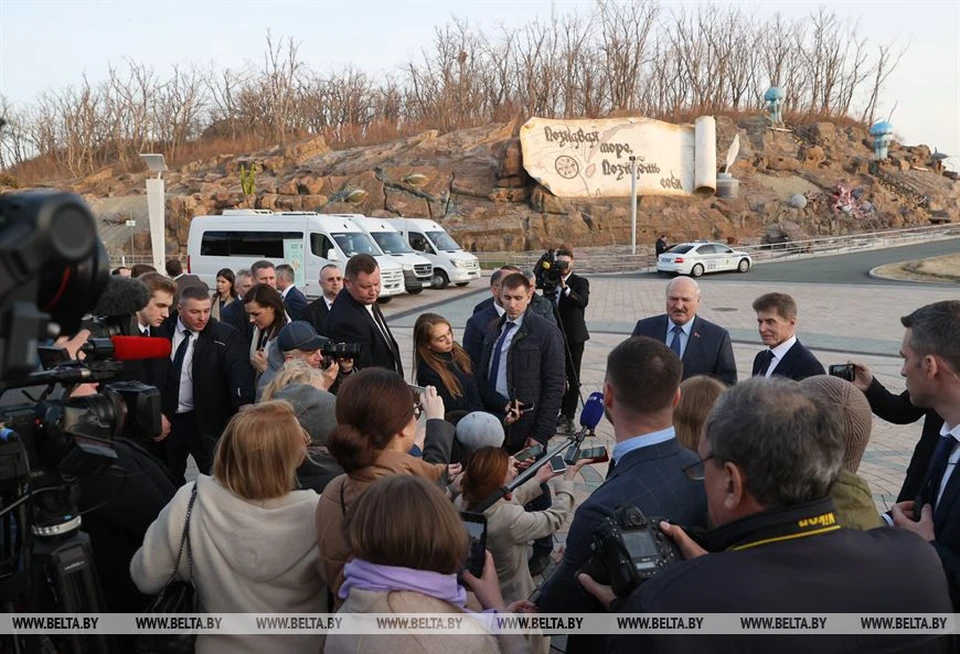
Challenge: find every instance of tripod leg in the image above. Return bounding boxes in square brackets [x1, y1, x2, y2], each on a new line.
[30, 533, 117, 654]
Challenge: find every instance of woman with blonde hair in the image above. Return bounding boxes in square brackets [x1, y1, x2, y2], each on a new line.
[131, 401, 326, 654]
[326, 475, 532, 654]
[316, 368, 455, 599]
[260, 358, 328, 401]
[414, 312, 482, 415]
[673, 375, 727, 451]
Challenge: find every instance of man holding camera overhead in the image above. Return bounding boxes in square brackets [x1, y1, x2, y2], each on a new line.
[537, 336, 706, 654]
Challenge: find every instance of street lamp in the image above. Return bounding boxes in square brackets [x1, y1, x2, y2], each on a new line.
[139, 153, 167, 271]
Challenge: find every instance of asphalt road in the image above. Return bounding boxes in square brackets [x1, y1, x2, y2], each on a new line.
[626, 238, 960, 285]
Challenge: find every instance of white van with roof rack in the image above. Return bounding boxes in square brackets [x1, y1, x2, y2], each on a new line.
[385, 218, 480, 289]
[186, 210, 406, 301]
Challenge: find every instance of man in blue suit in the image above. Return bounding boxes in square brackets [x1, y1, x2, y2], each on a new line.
[890, 300, 960, 609]
[751, 292, 824, 381]
[632, 277, 737, 385]
[277, 263, 308, 321]
[537, 336, 708, 654]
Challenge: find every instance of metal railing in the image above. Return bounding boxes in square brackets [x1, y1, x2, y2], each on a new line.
[474, 223, 960, 274]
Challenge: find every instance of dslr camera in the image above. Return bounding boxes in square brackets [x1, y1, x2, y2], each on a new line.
[319, 341, 362, 369]
[533, 248, 569, 296]
[578, 505, 682, 597]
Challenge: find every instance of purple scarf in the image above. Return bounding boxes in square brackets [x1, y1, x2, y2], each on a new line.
[339, 558, 468, 607]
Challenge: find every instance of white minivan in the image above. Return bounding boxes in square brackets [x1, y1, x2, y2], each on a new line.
[186, 210, 406, 301]
[386, 218, 481, 289]
[344, 215, 434, 294]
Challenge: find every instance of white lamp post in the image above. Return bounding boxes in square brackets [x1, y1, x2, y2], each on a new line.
[139, 153, 167, 271]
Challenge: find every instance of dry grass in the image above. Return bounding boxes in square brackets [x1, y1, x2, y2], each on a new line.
[872, 255, 960, 284]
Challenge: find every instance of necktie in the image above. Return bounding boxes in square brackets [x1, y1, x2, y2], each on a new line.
[756, 350, 774, 376]
[488, 322, 516, 388]
[141, 327, 150, 337]
[670, 325, 684, 357]
[920, 435, 957, 510]
[165, 330, 192, 415]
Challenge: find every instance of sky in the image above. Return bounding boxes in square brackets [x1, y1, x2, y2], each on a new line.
[1, 0, 958, 164]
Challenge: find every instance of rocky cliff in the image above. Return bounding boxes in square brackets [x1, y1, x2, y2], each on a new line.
[63, 115, 958, 256]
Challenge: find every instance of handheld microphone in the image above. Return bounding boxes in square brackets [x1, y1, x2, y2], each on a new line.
[579, 392, 605, 430]
[81, 336, 172, 361]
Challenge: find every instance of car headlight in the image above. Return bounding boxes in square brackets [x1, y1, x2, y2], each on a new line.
[453, 260, 466, 269]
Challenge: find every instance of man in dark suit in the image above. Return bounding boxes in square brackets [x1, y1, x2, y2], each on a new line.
[551, 246, 590, 432]
[632, 277, 736, 386]
[303, 264, 342, 336]
[888, 301, 960, 609]
[579, 377, 952, 654]
[851, 360, 944, 502]
[538, 336, 707, 654]
[472, 265, 520, 315]
[276, 263, 308, 321]
[165, 258, 207, 301]
[325, 254, 403, 376]
[220, 269, 254, 348]
[156, 285, 255, 481]
[751, 292, 824, 381]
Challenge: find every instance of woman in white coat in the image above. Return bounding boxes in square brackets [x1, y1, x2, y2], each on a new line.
[131, 401, 325, 654]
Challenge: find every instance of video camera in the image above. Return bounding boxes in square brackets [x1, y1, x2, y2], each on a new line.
[578, 505, 683, 597]
[533, 248, 569, 296]
[0, 191, 163, 593]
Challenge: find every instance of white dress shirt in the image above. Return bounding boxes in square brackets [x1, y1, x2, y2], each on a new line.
[493, 315, 523, 399]
[764, 335, 797, 377]
[171, 319, 199, 413]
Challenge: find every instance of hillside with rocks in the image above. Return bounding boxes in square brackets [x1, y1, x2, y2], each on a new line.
[50, 115, 959, 257]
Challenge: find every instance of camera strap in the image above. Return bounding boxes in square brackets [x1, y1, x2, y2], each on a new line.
[703, 497, 840, 553]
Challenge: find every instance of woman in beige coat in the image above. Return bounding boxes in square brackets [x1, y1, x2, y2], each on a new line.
[327, 474, 532, 654]
[316, 369, 454, 599]
[460, 447, 583, 604]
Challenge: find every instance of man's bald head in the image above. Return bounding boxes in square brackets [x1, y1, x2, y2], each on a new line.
[665, 277, 702, 326]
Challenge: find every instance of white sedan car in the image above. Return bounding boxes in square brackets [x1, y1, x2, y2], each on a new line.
[657, 241, 752, 277]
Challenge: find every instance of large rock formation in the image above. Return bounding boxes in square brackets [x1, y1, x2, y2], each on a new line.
[72, 115, 958, 257]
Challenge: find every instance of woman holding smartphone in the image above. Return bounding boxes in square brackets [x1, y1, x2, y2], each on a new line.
[413, 313, 483, 415]
[243, 284, 289, 377]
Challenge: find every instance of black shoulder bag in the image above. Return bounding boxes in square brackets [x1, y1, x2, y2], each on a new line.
[135, 482, 201, 654]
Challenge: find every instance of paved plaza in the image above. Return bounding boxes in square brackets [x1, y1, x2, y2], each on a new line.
[385, 274, 952, 512]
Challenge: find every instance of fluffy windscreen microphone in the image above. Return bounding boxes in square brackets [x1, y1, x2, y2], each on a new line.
[92, 276, 150, 316]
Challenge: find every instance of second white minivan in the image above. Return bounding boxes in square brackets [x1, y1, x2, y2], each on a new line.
[187, 210, 406, 301]
[386, 218, 480, 289]
[345, 215, 434, 294]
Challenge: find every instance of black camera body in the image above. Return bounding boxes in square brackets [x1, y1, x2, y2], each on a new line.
[533, 249, 569, 296]
[578, 505, 682, 597]
[322, 341, 362, 360]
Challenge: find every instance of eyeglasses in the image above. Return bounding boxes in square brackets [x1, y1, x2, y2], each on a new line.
[682, 453, 716, 481]
[413, 402, 423, 420]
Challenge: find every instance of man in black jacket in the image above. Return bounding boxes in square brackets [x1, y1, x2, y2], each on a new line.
[220, 269, 254, 348]
[477, 272, 565, 451]
[277, 263, 308, 321]
[303, 264, 342, 336]
[157, 285, 255, 480]
[851, 360, 943, 502]
[550, 247, 590, 432]
[580, 377, 952, 654]
[887, 301, 960, 610]
[326, 254, 403, 376]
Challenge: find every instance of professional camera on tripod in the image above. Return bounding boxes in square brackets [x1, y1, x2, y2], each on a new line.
[0, 190, 166, 654]
[533, 248, 569, 297]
